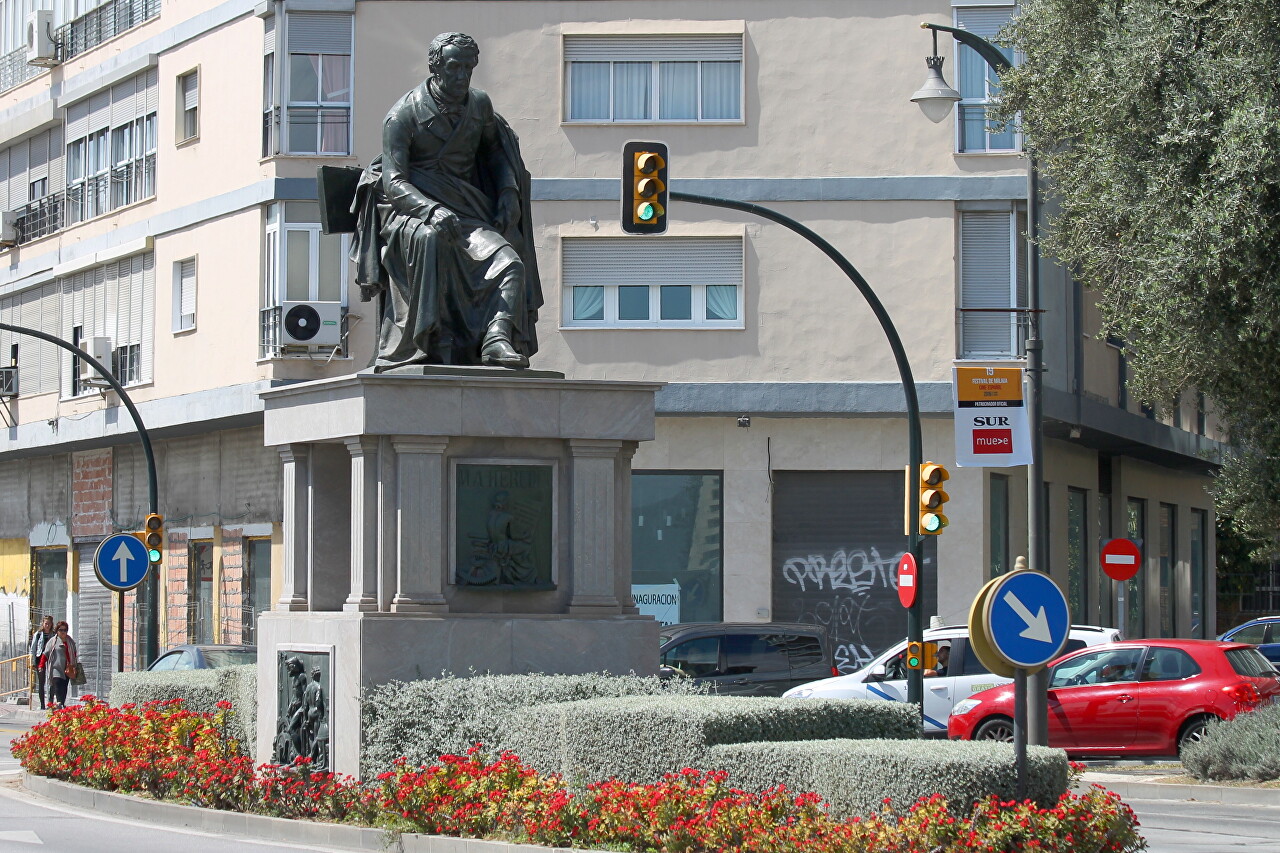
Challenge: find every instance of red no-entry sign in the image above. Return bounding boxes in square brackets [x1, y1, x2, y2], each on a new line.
[1100, 538, 1142, 581]
[898, 553, 919, 608]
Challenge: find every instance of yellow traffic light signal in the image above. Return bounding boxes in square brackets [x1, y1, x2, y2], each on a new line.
[143, 513, 164, 565]
[622, 141, 668, 234]
[919, 462, 950, 535]
[906, 641, 924, 670]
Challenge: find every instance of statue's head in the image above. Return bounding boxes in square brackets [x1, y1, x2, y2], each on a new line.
[492, 490, 509, 510]
[310, 666, 321, 680]
[286, 656, 303, 674]
[428, 32, 479, 101]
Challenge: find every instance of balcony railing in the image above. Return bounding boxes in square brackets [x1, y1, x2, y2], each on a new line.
[56, 0, 161, 62]
[0, 46, 43, 94]
[260, 306, 282, 359]
[10, 154, 154, 245]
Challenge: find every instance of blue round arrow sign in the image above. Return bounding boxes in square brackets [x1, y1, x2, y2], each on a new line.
[984, 570, 1070, 669]
[93, 533, 151, 592]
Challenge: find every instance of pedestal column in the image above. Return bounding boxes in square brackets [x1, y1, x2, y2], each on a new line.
[569, 439, 622, 613]
[344, 437, 380, 611]
[391, 437, 449, 612]
[276, 444, 310, 611]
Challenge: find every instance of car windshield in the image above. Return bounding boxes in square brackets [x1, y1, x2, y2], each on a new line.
[202, 649, 257, 668]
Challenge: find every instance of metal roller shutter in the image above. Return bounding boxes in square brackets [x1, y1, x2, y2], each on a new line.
[771, 471, 937, 674]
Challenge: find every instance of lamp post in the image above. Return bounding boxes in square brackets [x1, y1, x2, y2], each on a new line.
[911, 22, 1049, 747]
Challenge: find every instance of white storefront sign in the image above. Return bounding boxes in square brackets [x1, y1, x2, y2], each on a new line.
[631, 582, 681, 625]
[954, 365, 1033, 467]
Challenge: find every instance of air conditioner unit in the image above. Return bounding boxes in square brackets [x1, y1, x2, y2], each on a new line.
[25, 10, 57, 67]
[78, 335, 112, 387]
[280, 301, 342, 347]
[0, 210, 17, 247]
[0, 366, 17, 398]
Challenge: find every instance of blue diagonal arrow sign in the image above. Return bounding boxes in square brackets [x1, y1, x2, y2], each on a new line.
[93, 533, 150, 592]
[984, 570, 1070, 669]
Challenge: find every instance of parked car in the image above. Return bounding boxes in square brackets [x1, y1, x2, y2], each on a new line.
[782, 624, 1123, 734]
[1218, 616, 1280, 666]
[147, 644, 257, 671]
[948, 639, 1280, 756]
[658, 622, 836, 696]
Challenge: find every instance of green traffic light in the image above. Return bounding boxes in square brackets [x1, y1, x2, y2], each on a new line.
[922, 513, 942, 533]
[148, 548, 161, 562]
[908, 656, 920, 667]
[637, 202, 655, 221]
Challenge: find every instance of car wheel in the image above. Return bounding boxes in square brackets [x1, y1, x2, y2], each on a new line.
[1177, 716, 1216, 755]
[973, 717, 1015, 743]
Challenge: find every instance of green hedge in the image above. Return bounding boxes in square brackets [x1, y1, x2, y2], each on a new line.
[1183, 703, 1280, 781]
[108, 666, 257, 748]
[500, 695, 919, 785]
[708, 738, 1069, 817]
[361, 672, 708, 778]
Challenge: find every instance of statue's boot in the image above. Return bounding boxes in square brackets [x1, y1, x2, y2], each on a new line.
[480, 319, 529, 368]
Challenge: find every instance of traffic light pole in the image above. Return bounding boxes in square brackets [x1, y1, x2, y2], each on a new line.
[0, 323, 161, 671]
[669, 191, 927, 715]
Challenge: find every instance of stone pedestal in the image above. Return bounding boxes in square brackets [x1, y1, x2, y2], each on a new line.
[255, 371, 662, 776]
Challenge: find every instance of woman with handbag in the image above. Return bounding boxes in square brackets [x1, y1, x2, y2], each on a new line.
[29, 615, 54, 710]
[41, 621, 78, 710]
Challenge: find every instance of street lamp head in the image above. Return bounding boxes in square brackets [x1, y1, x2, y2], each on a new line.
[911, 55, 961, 123]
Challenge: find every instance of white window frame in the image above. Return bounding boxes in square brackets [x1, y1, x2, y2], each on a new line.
[65, 70, 158, 224]
[561, 235, 745, 330]
[177, 68, 199, 143]
[264, 204, 349, 306]
[263, 12, 354, 157]
[953, 6, 1021, 154]
[563, 34, 744, 124]
[173, 257, 196, 332]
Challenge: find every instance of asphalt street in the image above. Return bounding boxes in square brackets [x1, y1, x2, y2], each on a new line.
[1129, 797, 1280, 853]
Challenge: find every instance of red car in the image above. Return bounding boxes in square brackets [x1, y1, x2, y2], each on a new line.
[948, 639, 1280, 757]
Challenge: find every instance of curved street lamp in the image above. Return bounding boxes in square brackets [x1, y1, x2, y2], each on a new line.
[911, 22, 1049, 764]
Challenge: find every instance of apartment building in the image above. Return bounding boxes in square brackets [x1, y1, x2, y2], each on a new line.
[0, 0, 1220, 688]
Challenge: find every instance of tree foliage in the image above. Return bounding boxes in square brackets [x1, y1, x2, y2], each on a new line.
[998, 0, 1280, 547]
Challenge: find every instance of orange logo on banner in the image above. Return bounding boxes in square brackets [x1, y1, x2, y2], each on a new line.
[956, 367, 1024, 404]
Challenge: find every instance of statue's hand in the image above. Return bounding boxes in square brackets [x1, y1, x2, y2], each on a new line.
[495, 191, 520, 232]
[429, 207, 462, 243]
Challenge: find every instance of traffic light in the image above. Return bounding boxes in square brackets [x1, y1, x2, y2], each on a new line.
[918, 462, 950, 534]
[622, 140, 668, 234]
[142, 513, 164, 565]
[906, 641, 924, 670]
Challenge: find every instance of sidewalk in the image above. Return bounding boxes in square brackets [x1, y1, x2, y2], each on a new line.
[1080, 769, 1280, 806]
[0, 702, 50, 725]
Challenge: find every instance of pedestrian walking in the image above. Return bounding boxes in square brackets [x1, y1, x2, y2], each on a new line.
[28, 615, 54, 711]
[41, 621, 78, 710]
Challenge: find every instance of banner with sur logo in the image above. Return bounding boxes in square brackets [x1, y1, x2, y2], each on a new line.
[953, 366, 1033, 468]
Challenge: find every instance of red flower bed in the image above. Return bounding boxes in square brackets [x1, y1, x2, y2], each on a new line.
[11, 698, 1144, 852]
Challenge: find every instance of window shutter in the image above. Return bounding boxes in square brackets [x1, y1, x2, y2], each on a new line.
[0, 150, 10, 211]
[562, 237, 743, 287]
[959, 211, 1015, 356]
[7, 143, 27, 207]
[48, 126, 64, 192]
[264, 14, 275, 54]
[110, 76, 139, 127]
[87, 91, 111, 134]
[66, 99, 91, 140]
[178, 258, 196, 327]
[182, 71, 198, 111]
[565, 34, 742, 62]
[144, 68, 159, 115]
[954, 7, 1016, 39]
[140, 253, 155, 381]
[287, 12, 352, 54]
[27, 131, 49, 183]
[33, 284, 60, 394]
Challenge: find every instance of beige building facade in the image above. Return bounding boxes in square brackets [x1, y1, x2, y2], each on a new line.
[0, 0, 1218, 685]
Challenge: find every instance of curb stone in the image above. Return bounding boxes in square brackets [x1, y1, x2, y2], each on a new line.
[1080, 772, 1280, 807]
[20, 773, 608, 852]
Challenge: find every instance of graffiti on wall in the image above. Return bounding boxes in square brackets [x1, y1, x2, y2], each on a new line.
[776, 546, 931, 673]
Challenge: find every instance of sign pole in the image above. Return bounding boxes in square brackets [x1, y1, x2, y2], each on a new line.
[1014, 667, 1027, 802]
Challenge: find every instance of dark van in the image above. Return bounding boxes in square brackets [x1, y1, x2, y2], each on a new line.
[658, 622, 837, 696]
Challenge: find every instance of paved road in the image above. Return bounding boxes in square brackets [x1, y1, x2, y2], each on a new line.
[1130, 797, 1280, 852]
